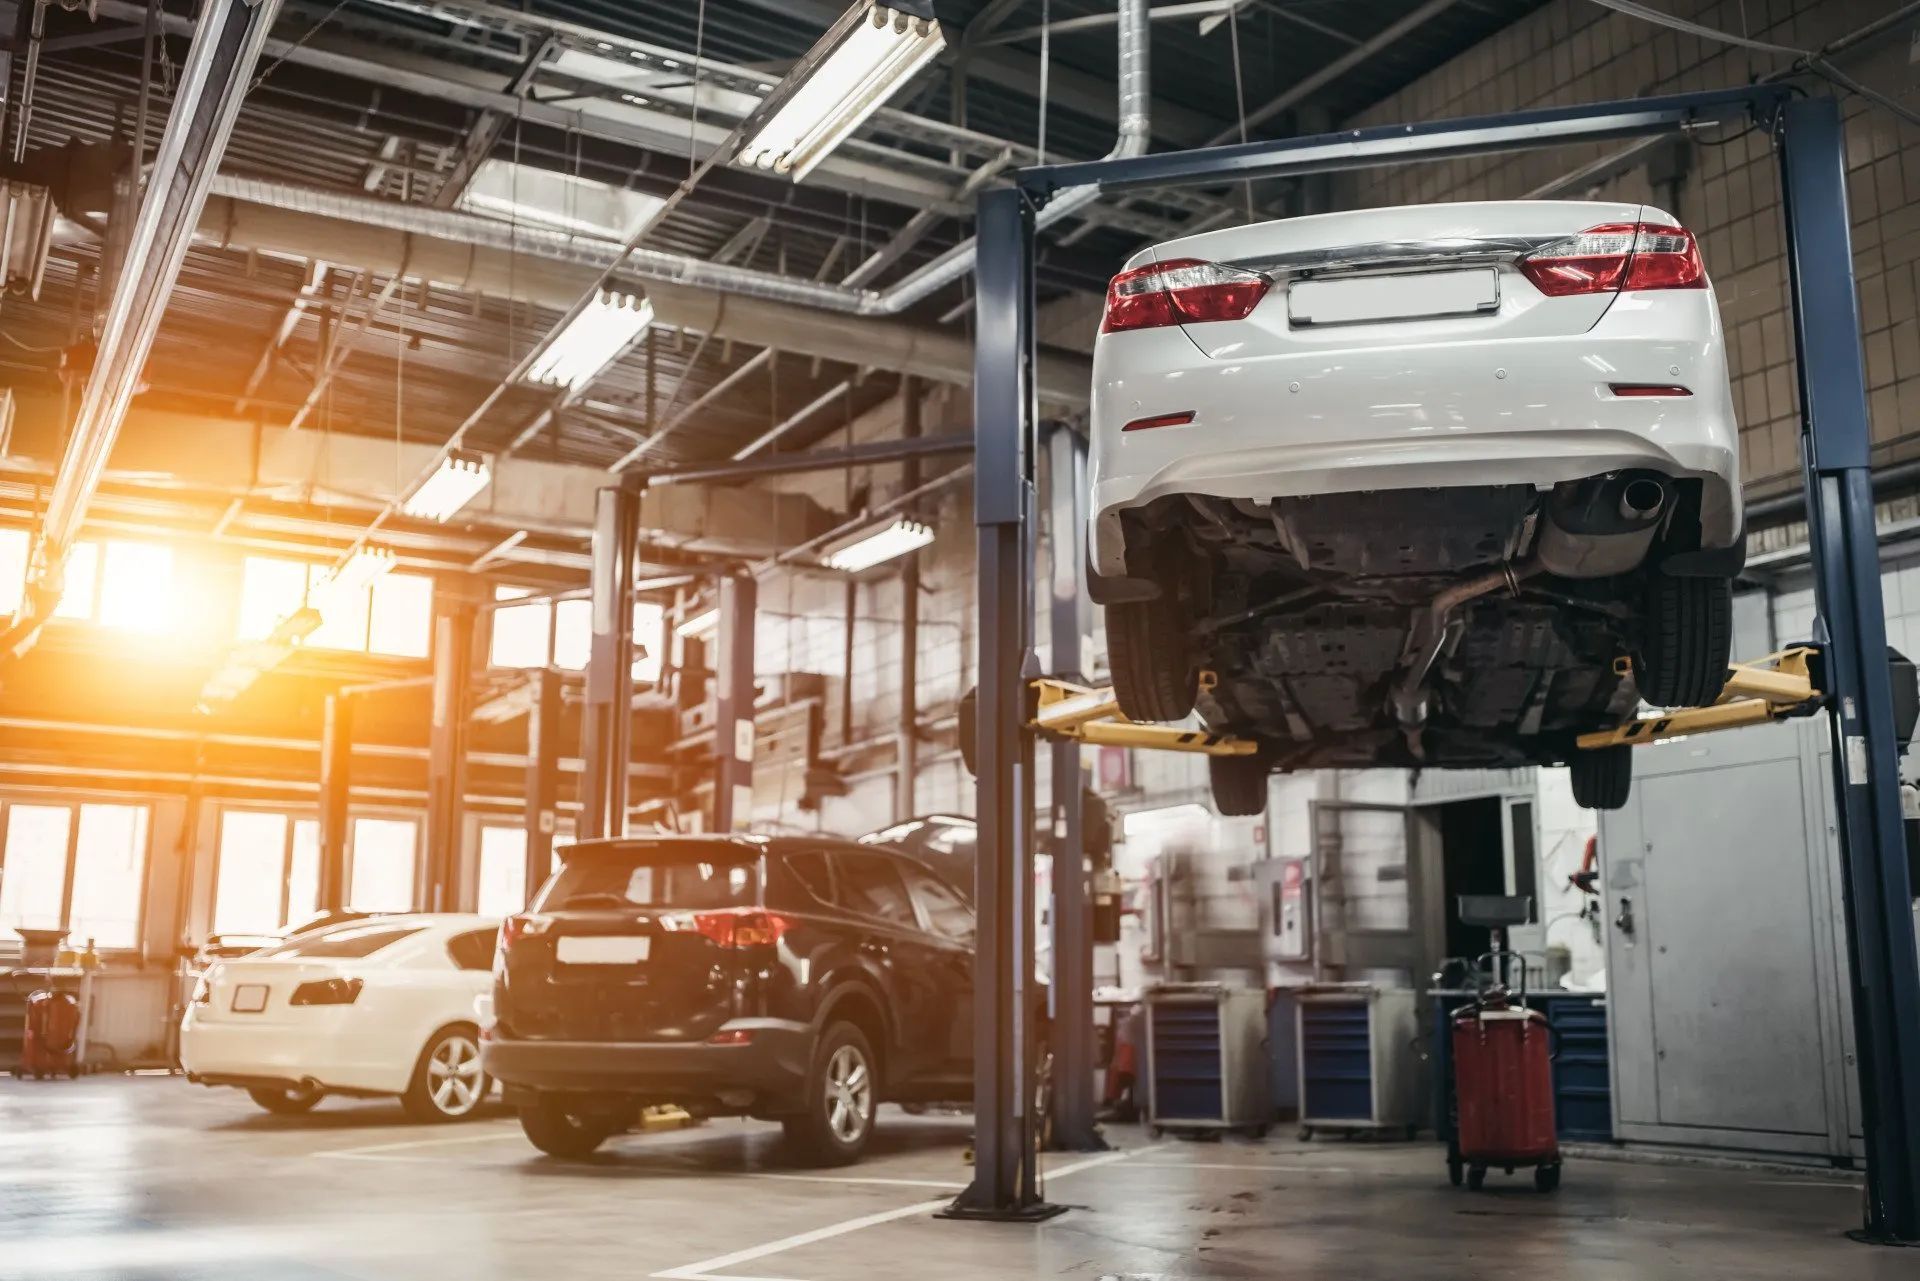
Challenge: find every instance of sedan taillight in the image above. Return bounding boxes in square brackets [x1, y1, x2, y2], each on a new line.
[289, 977, 362, 1006]
[1102, 257, 1270, 333]
[1519, 221, 1706, 297]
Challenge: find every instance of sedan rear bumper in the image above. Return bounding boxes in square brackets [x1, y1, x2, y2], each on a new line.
[482, 1019, 813, 1112]
[1087, 291, 1741, 580]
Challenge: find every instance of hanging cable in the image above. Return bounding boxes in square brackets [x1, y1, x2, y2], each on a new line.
[1227, 5, 1253, 224]
[1036, 0, 1050, 165]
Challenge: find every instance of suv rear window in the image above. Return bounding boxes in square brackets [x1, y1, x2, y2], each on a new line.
[534, 843, 761, 911]
[260, 923, 424, 959]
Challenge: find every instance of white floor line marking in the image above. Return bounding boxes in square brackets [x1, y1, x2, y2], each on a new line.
[750, 1173, 967, 1190]
[654, 1145, 1144, 1280]
[651, 1197, 953, 1280]
[313, 1128, 524, 1158]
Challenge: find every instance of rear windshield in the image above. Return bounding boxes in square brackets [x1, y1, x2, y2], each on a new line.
[534, 844, 761, 911]
[258, 923, 425, 959]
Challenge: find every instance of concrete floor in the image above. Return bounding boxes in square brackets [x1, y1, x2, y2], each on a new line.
[0, 1075, 1908, 1280]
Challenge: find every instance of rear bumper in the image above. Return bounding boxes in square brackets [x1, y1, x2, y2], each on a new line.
[1087, 291, 1742, 579]
[178, 1013, 409, 1096]
[481, 1019, 813, 1111]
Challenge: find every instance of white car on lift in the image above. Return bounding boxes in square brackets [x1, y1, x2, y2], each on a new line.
[181, 913, 501, 1122]
[1088, 200, 1743, 814]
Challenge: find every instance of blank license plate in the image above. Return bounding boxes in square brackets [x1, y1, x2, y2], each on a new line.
[556, 935, 651, 965]
[231, 985, 269, 1013]
[1288, 268, 1498, 326]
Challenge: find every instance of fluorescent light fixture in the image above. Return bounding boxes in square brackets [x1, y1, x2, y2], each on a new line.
[456, 158, 665, 241]
[823, 517, 934, 573]
[403, 451, 492, 522]
[737, 3, 946, 183]
[309, 546, 395, 618]
[675, 606, 720, 640]
[195, 606, 321, 711]
[525, 291, 652, 393]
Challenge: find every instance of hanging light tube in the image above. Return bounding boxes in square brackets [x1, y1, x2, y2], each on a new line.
[737, 3, 946, 183]
[524, 291, 653, 393]
[675, 607, 720, 640]
[822, 516, 934, 573]
[402, 450, 492, 522]
[309, 546, 395, 618]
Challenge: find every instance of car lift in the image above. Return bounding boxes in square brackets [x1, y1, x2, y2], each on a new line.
[958, 85, 1920, 1242]
[1023, 646, 1827, 758]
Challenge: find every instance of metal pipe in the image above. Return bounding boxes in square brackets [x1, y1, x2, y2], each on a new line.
[645, 432, 972, 487]
[193, 0, 1152, 320]
[5, 0, 283, 659]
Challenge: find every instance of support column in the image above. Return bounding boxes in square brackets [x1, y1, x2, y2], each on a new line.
[713, 573, 757, 832]
[897, 376, 922, 821]
[317, 692, 352, 912]
[523, 666, 561, 902]
[1779, 95, 1920, 1245]
[944, 184, 1061, 1222]
[421, 586, 476, 911]
[1044, 422, 1103, 1152]
[580, 482, 640, 840]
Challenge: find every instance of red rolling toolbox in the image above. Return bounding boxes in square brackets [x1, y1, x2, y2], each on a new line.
[19, 989, 81, 1080]
[1450, 999, 1560, 1192]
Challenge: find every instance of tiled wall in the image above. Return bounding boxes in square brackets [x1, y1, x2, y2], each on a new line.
[1337, 0, 1920, 497]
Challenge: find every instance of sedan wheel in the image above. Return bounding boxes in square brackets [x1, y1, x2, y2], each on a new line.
[402, 1025, 489, 1122]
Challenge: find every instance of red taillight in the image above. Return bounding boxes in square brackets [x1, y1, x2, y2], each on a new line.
[1519, 222, 1706, 297]
[1609, 383, 1693, 397]
[498, 914, 551, 952]
[706, 1028, 755, 1046]
[1101, 257, 1270, 333]
[691, 910, 792, 948]
[1123, 410, 1196, 433]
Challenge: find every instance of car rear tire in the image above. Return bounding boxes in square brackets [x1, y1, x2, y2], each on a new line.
[519, 1096, 621, 1158]
[1634, 575, 1732, 708]
[1570, 744, 1632, 810]
[783, 1021, 878, 1167]
[401, 1024, 490, 1123]
[1105, 591, 1198, 724]
[247, 1083, 322, 1115]
[1208, 752, 1269, 817]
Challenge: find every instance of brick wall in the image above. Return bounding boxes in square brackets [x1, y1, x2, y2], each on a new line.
[1336, 0, 1920, 498]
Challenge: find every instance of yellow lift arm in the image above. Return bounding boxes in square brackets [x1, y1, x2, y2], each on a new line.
[1023, 646, 1826, 759]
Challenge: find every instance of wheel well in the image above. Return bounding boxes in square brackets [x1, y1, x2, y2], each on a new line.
[822, 987, 889, 1084]
[423, 1020, 479, 1060]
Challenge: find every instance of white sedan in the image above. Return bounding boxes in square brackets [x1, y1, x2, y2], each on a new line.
[1088, 201, 1741, 813]
[181, 913, 500, 1121]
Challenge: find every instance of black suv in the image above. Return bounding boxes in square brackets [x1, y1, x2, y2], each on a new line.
[483, 833, 978, 1164]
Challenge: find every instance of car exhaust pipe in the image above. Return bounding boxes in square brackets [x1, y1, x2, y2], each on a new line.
[1392, 559, 1543, 755]
[1534, 471, 1672, 579]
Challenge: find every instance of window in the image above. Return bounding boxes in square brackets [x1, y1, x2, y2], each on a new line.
[477, 825, 529, 916]
[236, 555, 432, 656]
[901, 863, 974, 943]
[490, 586, 664, 682]
[456, 158, 664, 241]
[96, 541, 176, 632]
[446, 928, 497, 972]
[781, 850, 835, 906]
[834, 853, 916, 927]
[54, 543, 97, 619]
[0, 527, 29, 616]
[349, 817, 418, 913]
[212, 810, 321, 934]
[0, 801, 148, 950]
[262, 922, 424, 959]
[533, 844, 759, 911]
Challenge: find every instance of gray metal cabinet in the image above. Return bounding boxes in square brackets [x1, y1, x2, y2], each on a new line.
[1599, 717, 1861, 1160]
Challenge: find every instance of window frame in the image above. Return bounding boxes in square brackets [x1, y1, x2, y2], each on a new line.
[830, 850, 920, 931]
[898, 859, 975, 945]
[0, 793, 154, 954]
[210, 805, 324, 936]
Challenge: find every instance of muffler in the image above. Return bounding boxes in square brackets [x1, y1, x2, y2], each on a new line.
[1534, 471, 1671, 579]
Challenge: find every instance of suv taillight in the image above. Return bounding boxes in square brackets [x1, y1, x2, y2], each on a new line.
[692, 910, 793, 949]
[289, 977, 362, 1006]
[1101, 257, 1270, 333]
[497, 914, 551, 954]
[1519, 221, 1706, 297]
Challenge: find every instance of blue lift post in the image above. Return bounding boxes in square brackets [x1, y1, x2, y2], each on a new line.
[1045, 422, 1105, 1153]
[1778, 95, 1920, 1244]
[957, 84, 1920, 1239]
